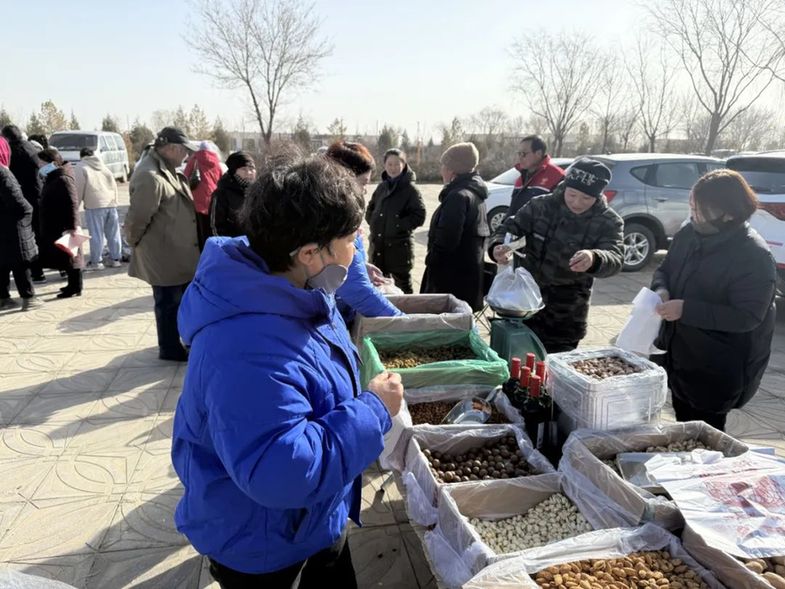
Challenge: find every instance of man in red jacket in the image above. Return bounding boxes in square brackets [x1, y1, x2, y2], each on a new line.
[507, 135, 565, 222]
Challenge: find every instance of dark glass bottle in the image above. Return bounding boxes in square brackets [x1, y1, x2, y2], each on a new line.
[522, 375, 552, 450]
[511, 366, 531, 411]
[503, 357, 521, 399]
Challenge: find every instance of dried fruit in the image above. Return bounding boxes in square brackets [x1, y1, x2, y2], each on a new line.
[422, 436, 537, 483]
[409, 400, 510, 426]
[379, 345, 475, 369]
[570, 356, 641, 379]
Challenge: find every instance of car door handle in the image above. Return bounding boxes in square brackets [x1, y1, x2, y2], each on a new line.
[655, 197, 668, 202]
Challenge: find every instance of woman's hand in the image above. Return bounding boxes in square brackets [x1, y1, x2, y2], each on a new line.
[366, 263, 385, 287]
[656, 299, 684, 321]
[569, 250, 595, 273]
[368, 371, 404, 417]
[493, 244, 512, 265]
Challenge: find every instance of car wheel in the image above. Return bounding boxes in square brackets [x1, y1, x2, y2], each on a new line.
[487, 206, 509, 233]
[622, 223, 656, 272]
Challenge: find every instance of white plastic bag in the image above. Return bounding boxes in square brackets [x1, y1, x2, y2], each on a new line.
[378, 398, 412, 471]
[485, 264, 543, 315]
[615, 287, 664, 355]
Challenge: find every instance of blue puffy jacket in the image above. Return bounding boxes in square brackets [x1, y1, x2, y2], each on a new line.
[171, 236, 392, 574]
[335, 235, 402, 323]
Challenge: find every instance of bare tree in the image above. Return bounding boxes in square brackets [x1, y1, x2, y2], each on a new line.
[647, 0, 785, 154]
[617, 108, 640, 152]
[592, 54, 627, 153]
[680, 95, 712, 153]
[629, 38, 679, 152]
[510, 31, 601, 156]
[188, 0, 332, 146]
[718, 105, 776, 151]
[467, 107, 510, 145]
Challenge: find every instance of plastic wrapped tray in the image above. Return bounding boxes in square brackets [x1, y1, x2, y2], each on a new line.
[360, 329, 508, 390]
[546, 346, 667, 431]
[462, 523, 724, 589]
[559, 421, 750, 530]
[431, 474, 610, 586]
[384, 387, 523, 472]
[351, 293, 473, 342]
[400, 424, 555, 526]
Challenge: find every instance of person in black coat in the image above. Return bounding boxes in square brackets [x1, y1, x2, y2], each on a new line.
[0, 137, 40, 310]
[209, 151, 256, 237]
[421, 142, 490, 311]
[38, 148, 84, 298]
[1, 125, 45, 282]
[365, 149, 426, 293]
[652, 170, 776, 431]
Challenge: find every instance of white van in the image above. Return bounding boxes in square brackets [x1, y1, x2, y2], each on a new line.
[49, 131, 131, 182]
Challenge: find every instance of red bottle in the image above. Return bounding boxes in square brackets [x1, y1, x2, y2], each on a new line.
[503, 357, 522, 398]
[525, 353, 536, 372]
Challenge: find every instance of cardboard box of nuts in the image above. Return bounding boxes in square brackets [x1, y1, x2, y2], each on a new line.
[359, 329, 508, 390]
[400, 425, 555, 526]
[559, 422, 750, 530]
[463, 523, 724, 589]
[546, 347, 667, 432]
[383, 387, 524, 472]
[431, 474, 609, 585]
[351, 294, 474, 343]
[683, 525, 785, 589]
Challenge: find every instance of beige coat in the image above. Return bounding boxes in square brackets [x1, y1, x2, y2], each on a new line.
[125, 150, 199, 286]
[75, 156, 118, 209]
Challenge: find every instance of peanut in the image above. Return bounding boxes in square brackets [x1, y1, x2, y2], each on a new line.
[762, 572, 785, 589]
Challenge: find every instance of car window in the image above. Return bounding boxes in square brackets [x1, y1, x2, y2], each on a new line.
[490, 167, 521, 186]
[705, 163, 725, 172]
[630, 165, 650, 182]
[99, 136, 112, 151]
[113, 134, 127, 151]
[727, 158, 785, 194]
[49, 134, 98, 150]
[651, 163, 701, 189]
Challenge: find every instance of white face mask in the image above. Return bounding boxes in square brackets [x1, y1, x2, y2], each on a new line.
[39, 162, 57, 178]
[306, 251, 349, 295]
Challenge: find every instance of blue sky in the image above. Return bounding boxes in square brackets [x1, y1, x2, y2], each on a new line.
[1, 0, 644, 138]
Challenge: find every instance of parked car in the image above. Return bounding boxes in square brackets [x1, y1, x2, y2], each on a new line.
[726, 151, 785, 295]
[591, 154, 724, 271]
[485, 157, 574, 232]
[49, 131, 130, 182]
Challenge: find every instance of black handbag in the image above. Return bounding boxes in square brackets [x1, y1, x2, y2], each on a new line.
[189, 159, 201, 191]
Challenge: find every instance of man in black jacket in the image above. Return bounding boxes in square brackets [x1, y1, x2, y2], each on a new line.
[209, 151, 256, 238]
[421, 142, 490, 311]
[1, 125, 45, 282]
[494, 158, 624, 352]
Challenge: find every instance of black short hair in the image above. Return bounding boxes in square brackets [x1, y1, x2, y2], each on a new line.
[240, 155, 364, 272]
[692, 169, 758, 225]
[521, 134, 547, 156]
[28, 134, 49, 149]
[384, 148, 407, 164]
[326, 141, 375, 176]
[38, 147, 63, 165]
[80, 147, 94, 158]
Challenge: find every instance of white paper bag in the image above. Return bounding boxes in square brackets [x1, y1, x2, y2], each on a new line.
[616, 287, 664, 355]
[54, 228, 90, 258]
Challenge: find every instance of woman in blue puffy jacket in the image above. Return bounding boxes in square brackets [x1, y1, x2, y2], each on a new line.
[171, 155, 404, 588]
[325, 140, 402, 325]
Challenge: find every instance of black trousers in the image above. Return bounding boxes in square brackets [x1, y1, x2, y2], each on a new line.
[208, 528, 357, 589]
[671, 394, 728, 432]
[0, 263, 35, 299]
[152, 283, 189, 361]
[386, 267, 413, 294]
[197, 213, 211, 251]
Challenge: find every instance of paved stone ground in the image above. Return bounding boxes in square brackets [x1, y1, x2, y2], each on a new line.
[0, 183, 783, 588]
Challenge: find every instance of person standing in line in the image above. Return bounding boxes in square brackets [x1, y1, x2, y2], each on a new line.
[75, 147, 122, 270]
[184, 141, 223, 249]
[1, 124, 46, 282]
[0, 137, 40, 310]
[365, 148, 426, 294]
[37, 148, 84, 298]
[209, 151, 256, 238]
[324, 141, 402, 325]
[652, 170, 776, 431]
[124, 127, 200, 362]
[421, 142, 490, 311]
